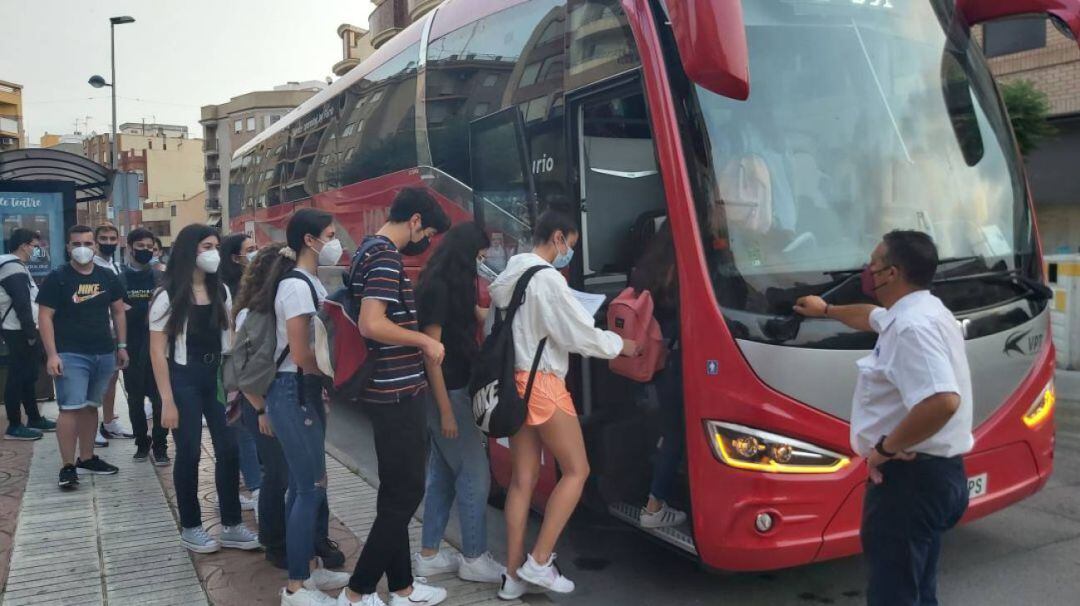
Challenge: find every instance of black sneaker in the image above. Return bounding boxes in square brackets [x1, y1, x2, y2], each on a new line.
[315, 537, 345, 569]
[266, 548, 288, 570]
[133, 444, 151, 462]
[58, 465, 79, 489]
[150, 449, 170, 467]
[76, 455, 119, 475]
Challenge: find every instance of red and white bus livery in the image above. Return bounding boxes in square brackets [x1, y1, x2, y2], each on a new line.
[229, 0, 1080, 572]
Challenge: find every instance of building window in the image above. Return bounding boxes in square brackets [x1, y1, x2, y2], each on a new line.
[234, 119, 243, 133]
[264, 115, 273, 130]
[482, 74, 499, 87]
[247, 117, 256, 132]
[270, 115, 281, 124]
[984, 17, 1047, 57]
[171, 205, 177, 217]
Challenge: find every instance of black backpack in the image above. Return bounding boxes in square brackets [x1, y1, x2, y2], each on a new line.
[470, 265, 551, 438]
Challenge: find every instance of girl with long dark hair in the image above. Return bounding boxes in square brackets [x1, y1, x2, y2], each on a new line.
[256, 209, 350, 606]
[218, 232, 263, 512]
[411, 223, 505, 583]
[488, 211, 638, 599]
[149, 224, 259, 554]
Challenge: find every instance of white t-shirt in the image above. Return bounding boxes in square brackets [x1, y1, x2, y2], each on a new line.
[850, 290, 974, 458]
[273, 268, 327, 373]
[149, 287, 233, 366]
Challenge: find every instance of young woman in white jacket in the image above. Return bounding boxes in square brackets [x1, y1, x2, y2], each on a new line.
[487, 211, 638, 599]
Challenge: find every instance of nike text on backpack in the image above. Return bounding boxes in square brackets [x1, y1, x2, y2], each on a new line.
[316, 237, 404, 405]
[222, 270, 326, 397]
[470, 265, 551, 438]
[607, 287, 667, 382]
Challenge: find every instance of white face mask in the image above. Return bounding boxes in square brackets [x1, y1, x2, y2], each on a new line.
[196, 249, 221, 274]
[71, 245, 94, 265]
[316, 238, 343, 266]
[246, 250, 258, 263]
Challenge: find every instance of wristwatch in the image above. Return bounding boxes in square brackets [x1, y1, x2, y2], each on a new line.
[255, 407, 267, 416]
[874, 435, 896, 459]
[116, 342, 127, 350]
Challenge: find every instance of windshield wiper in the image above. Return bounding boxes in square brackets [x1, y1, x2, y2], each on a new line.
[933, 268, 1052, 301]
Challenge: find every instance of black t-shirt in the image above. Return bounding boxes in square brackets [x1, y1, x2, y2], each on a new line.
[121, 266, 161, 344]
[417, 278, 477, 392]
[186, 304, 222, 355]
[37, 264, 124, 355]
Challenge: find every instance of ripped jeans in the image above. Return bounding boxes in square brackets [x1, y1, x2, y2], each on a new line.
[266, 372, 327, 581]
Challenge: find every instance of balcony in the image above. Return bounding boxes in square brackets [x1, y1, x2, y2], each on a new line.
[0, 115, 18, 136]
[370, 0, 409, 49]
[205, 168, 221, 184]
[407, 0, 440, 21]
[205, 197, 221, 212]
[203, 138, 218, 154]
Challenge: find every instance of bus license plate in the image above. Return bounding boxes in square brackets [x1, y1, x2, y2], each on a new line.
[968, 473, 988, 499]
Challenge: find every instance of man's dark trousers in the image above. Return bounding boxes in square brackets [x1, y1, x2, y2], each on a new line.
[123, 339, 166, 452]
[862, 455, 969, 606]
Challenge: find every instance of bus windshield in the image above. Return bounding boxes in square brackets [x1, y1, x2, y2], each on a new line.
[686, 0, 1034, 319]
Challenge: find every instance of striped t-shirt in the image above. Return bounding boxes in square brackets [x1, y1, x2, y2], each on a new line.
[352, 235, 427, 403]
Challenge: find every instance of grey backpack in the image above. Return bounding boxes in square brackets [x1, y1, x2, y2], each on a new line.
[222, 309, 286, 397]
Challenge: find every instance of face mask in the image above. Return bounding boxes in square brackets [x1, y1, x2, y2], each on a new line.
[133, 249, 154, 266]
[400, 235, 431, 257]
[316, 238, 343, 266]
[30, 246, 44, 260]
[246, 250, 258, 263]
[71, 245, 95, 265]
[196, 249, 221, 274]
[860, 264, 893, 300]
[99, 243, 117, 257]
[150, 255, 160, 266]
[553, 236, 574, 269]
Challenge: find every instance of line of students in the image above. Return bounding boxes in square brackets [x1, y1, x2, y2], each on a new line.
[4, 187, 650, 605]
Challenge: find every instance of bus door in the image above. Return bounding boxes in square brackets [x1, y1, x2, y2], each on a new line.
[567, 77, 677, 515]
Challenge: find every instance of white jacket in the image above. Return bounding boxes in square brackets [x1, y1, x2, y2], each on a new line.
[489, 253, 623, 379]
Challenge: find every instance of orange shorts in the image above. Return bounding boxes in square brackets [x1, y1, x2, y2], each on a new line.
[515, 370, 576, 426]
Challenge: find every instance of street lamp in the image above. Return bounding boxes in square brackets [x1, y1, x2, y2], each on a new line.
[88, 15, 134, 240]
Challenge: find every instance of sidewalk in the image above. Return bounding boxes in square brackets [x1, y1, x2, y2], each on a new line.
[0, 395, 527, 606]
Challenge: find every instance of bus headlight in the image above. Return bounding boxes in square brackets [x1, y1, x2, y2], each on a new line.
[704, 421, 850, 474]
[1023, 381, 1055, 429]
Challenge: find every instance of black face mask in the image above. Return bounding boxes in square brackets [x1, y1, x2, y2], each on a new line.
[400, 236, 431, 257]
[133, 249, 154, 266]
[99, 243, 117, 257]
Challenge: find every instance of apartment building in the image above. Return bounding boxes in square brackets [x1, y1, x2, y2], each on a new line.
[200, 82, 325, 227]
[981, 17, 1080, 253]
[0, 80, 25, 151]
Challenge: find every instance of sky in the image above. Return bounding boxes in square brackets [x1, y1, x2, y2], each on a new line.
[1, 0, 375, 142]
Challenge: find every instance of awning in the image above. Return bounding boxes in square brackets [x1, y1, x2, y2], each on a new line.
[0, 148, 112, 203]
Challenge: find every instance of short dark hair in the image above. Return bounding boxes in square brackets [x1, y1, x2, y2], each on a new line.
[128, 227, 155, 247]
[94, 224, 119, 238]
[532, 210, 579, 245]
[388, 187, 451, 234]
[7, 228, 41, 253]
[882, 230, 938, 289]
[67, 224, 94, 243]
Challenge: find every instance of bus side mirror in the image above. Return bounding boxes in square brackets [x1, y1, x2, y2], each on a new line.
[666, 0, 750, 101]
[957, 0, 1080, 51]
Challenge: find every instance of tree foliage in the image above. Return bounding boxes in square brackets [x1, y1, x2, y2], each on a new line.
[1001, 79, 1057, 155]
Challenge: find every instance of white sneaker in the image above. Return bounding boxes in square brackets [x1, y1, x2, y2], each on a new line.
[516, 553, 574, 594]
[412, 549, 459, 577]
[388, 580, 446, 606]
[95, 427, 108, 448]
[336, 590, 386, 606]
[240, 489, 260, 511]
[497, 574, 545, 600]
[640, 502, 688, 529]
[458, 552, 505, 584]
[180, 526, 221, 554]
[304, 558, 351, 591]
[219, 524, 260, 550]
[281, 587, 337, 606]
[103, 419, 134, 439]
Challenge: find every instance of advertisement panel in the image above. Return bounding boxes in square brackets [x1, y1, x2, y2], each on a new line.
[0, 190, 66, 278]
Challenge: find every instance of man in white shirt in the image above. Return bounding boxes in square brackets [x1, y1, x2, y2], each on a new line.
[795, 230, 972, 606]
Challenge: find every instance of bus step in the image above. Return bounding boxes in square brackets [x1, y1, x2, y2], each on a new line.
[608, 502, 698, 555]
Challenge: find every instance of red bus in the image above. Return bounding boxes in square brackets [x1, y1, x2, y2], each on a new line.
[229, 0, 1080, 572]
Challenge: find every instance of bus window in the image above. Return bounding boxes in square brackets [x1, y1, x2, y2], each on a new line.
[567, 0, 641, 91]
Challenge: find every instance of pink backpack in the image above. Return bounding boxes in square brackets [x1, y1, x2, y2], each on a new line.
[607, 287, 667, 382]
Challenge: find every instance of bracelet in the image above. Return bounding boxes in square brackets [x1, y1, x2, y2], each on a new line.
[255, 407, 267, 416]
[874, 435, 896, 459]
[116, 342, 127, 350]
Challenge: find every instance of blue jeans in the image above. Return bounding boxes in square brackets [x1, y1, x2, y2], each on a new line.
[649, 351, 684, 503]
[267, 373, 327, 581]
[169, 358, 241, 529]
[862, 456, 969, 606]
[230, 418, 262, 492]
[55, 352, 116, 411]
[421, 388, 491, 558]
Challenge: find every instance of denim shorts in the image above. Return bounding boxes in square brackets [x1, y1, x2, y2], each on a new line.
[55, 352, 117, 411]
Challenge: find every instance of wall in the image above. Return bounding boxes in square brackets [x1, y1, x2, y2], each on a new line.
[170, 190, 208, 237]
[145, 142, 204, 205]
